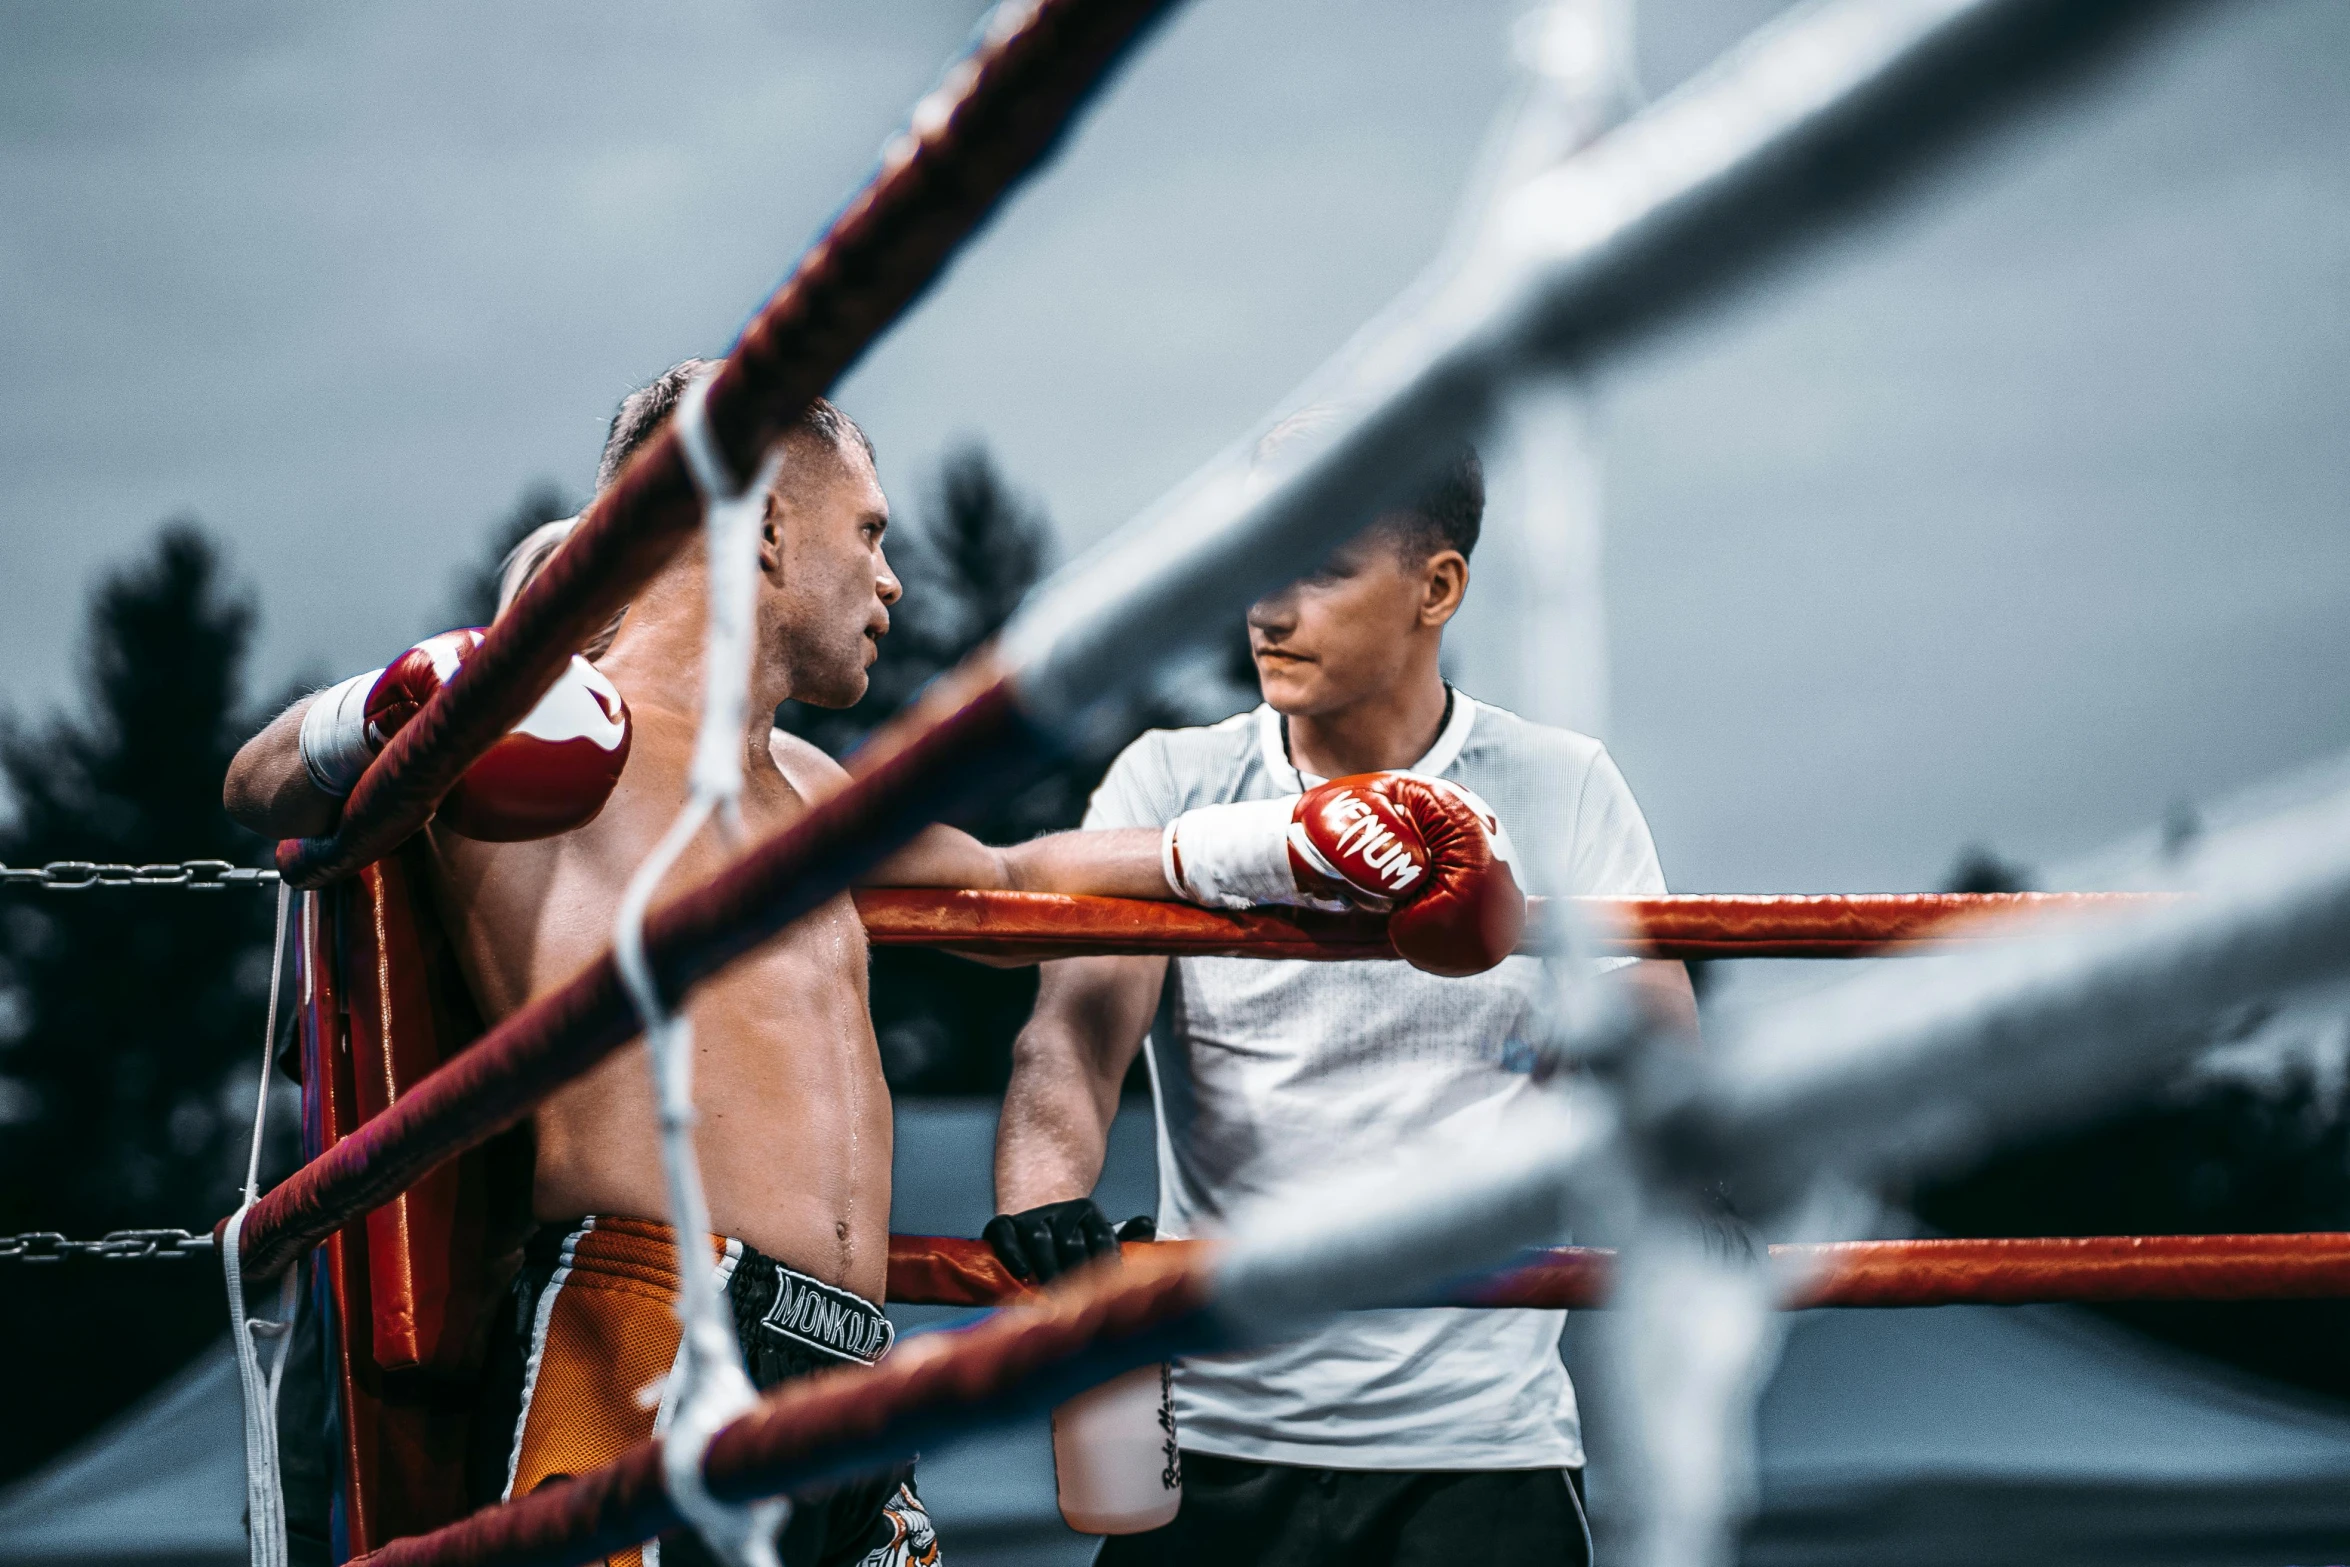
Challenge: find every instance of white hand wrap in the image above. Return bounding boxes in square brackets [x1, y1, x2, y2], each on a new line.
[1162, 796, 1302, 909]
[296, 669, 383, 798]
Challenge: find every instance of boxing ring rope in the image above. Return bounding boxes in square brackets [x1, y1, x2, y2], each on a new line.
[879, 1232, 2350, 1311]
[332, 778, 2350, 1567]
[852, 887, 2170, 961]
[228, 0, 2206, 1284]
[0, 865, 2166, 958]
[15, 1224, 2350, 1315]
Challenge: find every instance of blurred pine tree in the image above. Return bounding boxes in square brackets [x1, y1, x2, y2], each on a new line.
[0, 522, 281, 1480]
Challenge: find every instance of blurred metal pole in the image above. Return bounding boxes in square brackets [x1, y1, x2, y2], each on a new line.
[1480, 0, 1636, 737]
[1505, 372, 1612, 736]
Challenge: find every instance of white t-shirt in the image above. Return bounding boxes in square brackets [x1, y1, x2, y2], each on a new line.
[1082, 694, 1667, 1471]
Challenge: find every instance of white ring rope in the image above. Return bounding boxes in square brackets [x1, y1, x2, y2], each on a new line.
[225, 882, 298, 1567]
[611, 367, 790, 1567]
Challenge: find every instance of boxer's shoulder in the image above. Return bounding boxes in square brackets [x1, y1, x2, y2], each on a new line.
[766, 726, 849, 799]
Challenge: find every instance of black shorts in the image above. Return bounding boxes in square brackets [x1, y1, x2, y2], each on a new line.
[1096, 1451, 1590, 1567]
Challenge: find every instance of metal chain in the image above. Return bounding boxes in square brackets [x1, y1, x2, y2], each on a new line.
[0, 863, 274, 1269]
[0, 1227, 216, 1261]
[0, 860, 277, 891]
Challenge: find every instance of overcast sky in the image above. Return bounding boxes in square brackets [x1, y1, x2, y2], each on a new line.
[2, 0, 2345, 895]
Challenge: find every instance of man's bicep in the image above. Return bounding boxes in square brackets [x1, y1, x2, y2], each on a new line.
[862, 823, 1004, 888]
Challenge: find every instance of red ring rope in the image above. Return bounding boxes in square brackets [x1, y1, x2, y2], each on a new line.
[852, 889, 2173, 962]
[883, 1232, 2350, 1310]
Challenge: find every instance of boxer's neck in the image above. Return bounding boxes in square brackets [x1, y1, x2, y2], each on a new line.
[598, 551, 789, 741]
[1281, 657, 1450, 781]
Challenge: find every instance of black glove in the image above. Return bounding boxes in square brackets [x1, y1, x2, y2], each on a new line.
[983, 1198, 1121, 1285]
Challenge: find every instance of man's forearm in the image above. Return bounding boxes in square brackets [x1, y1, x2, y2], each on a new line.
[223, 696, 341, 840]
[995, 1036, 1121, 1211]
[998, 828, 1168, 898]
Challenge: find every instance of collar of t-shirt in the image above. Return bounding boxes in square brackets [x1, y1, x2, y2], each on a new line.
[1255, 691, 1478, 793]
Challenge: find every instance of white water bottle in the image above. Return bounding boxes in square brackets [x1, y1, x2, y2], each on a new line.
[1051, 1362, 1182, 1534]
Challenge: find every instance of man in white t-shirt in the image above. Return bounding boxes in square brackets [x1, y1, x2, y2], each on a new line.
[987, 440, 1697, 1564]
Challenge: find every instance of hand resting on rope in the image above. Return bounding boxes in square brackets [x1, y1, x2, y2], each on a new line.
[345, 628, 631, 840]
[226, 631, 632, 843]
[1164, 771, 1527, 976]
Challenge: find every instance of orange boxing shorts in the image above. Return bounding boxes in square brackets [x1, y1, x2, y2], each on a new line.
[484, 1215, 937, 1567]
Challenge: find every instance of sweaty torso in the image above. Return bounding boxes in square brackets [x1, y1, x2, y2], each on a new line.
[426, 700, 892, 1301]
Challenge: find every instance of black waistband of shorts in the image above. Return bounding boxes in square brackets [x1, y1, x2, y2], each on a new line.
[727, 1244, 895, 1368]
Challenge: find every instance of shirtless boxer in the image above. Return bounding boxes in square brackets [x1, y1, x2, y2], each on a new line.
[226, 363, 1523, 1566]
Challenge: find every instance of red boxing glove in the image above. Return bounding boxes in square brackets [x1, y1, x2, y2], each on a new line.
[364, 629, 631, 841]
[1164, 772, 1524, 977]
[1292, 773, 1524, 977]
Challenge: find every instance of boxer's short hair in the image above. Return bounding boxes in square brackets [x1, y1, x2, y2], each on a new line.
[1255, 408, 1483, 561]
[596, 359, 874, 493]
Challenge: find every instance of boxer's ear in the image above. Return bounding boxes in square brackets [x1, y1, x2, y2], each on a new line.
[758, 491, 786, 575]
